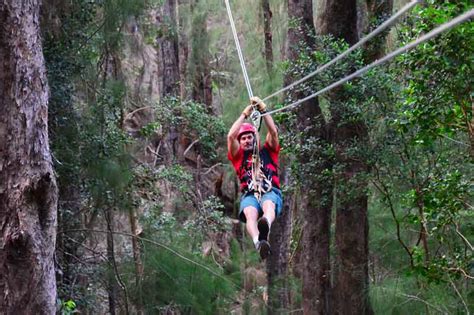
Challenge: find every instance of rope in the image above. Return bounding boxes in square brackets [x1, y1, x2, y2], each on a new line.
[224, 0, 254, 99]
[262, 0, 420, 103]
[262, 8, 474, 117]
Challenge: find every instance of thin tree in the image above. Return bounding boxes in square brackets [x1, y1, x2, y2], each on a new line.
[316, 0, 373, 313]
[261, 0, 273, 75]
[286, 1, 332, 314]
[190, 0, 213, 110]
[0, 0, 58, 313]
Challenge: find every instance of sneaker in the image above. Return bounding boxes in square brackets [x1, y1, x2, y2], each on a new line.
[257, 217, 270, 242]
[256, 240, 271, 260]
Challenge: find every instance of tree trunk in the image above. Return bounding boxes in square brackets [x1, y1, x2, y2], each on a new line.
[261, 0, 273, 76]
[286, 1, 332, 314]
[0, 1, 58, 313]
[129, 201, 144, 314]
[190, 0, 213, 110]
[315, 0, 358, 45]
[267, 166, 292, 314]
[316, 0, 373, 313]
[178, 0, 189, 100]
[156, 0, 180, 97]
[364, 0, 393, 62]
[286, 0, 315, 61]
[156, 0, 182, 169]
[106, 211, 118, 315]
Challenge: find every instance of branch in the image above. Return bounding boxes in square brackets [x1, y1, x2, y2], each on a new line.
[201, 163, 223, 175]
[183, 139, 200, 157]
[455, 224, 474, 251]
[124, 106, 153, 121]
[448, 275, 470, 315]
[372, 165, 414, 265]
[398, 293, 446, 313]
[446, 267, 474, 280]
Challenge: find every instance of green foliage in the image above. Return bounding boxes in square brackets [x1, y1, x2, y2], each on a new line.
[143, 97, 226, 161]
[394, 0, 473, 144]
[43, 0, 152, 311]
[282, 1, 473, 312]
[58, 298, 77, 315]
[366, 1, 473, 311]
[125, 206, 239, 314]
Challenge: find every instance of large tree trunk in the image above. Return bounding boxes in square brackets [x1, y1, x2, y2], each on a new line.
[190, 0, 213, 110]
[286, 1, 332, 314]
[315, 0, 358, 45]
[332, 121, 371, 315]
[156, 0, 182, 169]
[316, 0, 373, 313]
[286, 0, 315, 61]
[267, 166, 292, 314]
[261, 0, 273, 76]
[156, 0, 180, 97]
[0, 1, 58, 313]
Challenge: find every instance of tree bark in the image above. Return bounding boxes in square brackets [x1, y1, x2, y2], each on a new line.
[286, 1, 332, 314]
[156, 0, 180, 97]
[316, 0, 358, 45]
[156, 0, 182, 169]
[286, 0, 315, 61]
[261, 0, 273, 76]
[267, 166, 292, 314]
[0, 1, 58, 313]
[316, 0, 373, 313]
[178, 0, 189, 100]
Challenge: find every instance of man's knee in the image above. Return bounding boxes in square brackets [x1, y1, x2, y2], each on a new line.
[243, 206, 259, 221]
[262, 200, 276, 212]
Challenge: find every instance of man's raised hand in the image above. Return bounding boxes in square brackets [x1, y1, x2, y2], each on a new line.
[250, 96, 267, 113]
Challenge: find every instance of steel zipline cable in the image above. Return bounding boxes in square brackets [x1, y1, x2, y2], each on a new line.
[261, 0, 420, 103]
[224, 0, 253, 99]
[261, 8, 474, 117]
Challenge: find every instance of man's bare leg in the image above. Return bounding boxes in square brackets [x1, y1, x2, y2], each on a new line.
[243, 206, 260, 246]
[261, 200, 276, 227]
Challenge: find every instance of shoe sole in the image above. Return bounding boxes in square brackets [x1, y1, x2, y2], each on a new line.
[259, 240, 271, 260]
[258, 218, 269, 242]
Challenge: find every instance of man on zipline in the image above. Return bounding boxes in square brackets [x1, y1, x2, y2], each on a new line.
[227, 96, 282, 259]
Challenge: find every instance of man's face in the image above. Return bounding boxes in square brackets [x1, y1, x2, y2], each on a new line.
[239, 132, 255, 152]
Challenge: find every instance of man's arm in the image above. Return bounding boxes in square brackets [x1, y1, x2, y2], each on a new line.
[263, 114, 279, 150]
[227, 114, 245, 157]
[250, 97, 279, 150]
[227, 105, 253, 157]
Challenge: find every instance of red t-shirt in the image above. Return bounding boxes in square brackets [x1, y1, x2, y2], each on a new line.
[228, 142, 280, 193]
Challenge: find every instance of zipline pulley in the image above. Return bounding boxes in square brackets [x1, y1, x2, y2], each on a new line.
[250, 109, 261, 130]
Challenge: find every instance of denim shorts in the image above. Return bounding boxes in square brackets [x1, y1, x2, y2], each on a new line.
[239, 187, 283, 223]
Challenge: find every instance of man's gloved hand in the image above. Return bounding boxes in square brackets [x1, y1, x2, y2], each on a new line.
[242, 105, 253, 119]
[250, 96, 266, 113]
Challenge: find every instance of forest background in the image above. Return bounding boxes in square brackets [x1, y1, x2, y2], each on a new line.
[0, 0, 472, 314]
